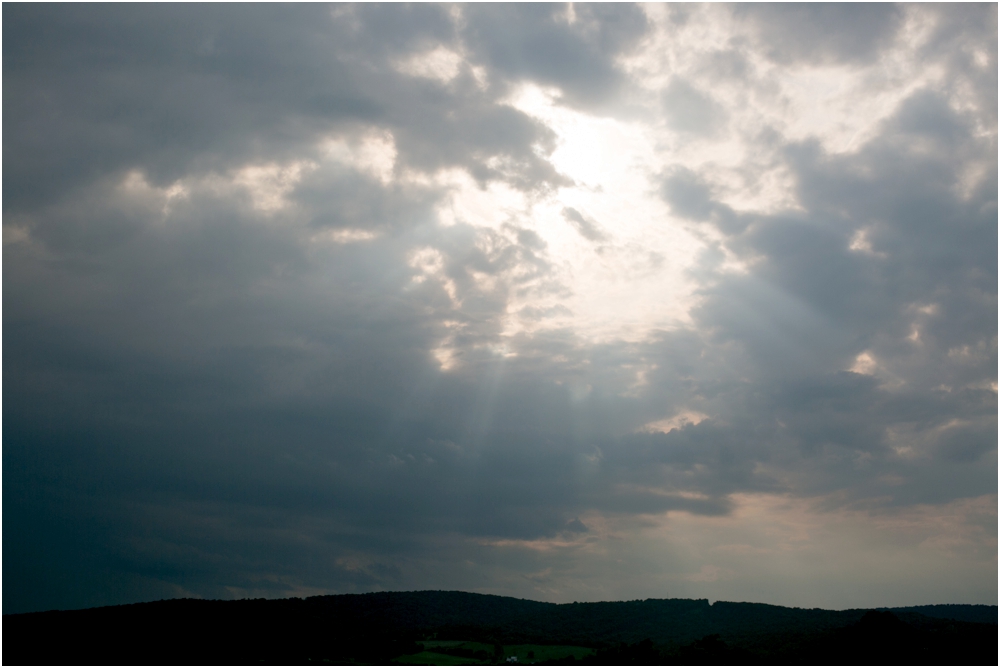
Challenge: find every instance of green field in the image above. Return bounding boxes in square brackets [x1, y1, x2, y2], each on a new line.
[393, 641, 594, 665]
[421, 641, 496, 652]
[394, 650, 486, 665]
[394, 640, 497, 665]
[502, 644, 595, 663]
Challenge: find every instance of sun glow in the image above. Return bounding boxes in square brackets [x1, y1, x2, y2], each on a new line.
[476, 84, 707, 345]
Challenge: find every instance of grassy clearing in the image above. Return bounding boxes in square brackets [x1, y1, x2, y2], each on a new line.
[393, 641, 595, 665]
[502, 644, 594, 663]
[393, 650, 485, 665]
[421, 641, 496, 654]
[394, 640, 499, 665]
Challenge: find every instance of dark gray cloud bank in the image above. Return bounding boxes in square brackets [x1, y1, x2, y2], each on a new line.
[4, 4, 996, 614]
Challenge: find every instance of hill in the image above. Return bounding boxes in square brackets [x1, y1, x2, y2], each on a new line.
[3, 590, 996, 665]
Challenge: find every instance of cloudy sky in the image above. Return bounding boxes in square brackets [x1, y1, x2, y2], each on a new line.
[4, 3, 997, 615]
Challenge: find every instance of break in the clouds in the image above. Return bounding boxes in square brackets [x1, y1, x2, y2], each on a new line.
[3, 3, 996, 614]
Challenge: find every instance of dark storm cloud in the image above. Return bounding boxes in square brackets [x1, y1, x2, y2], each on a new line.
[2, 3, 565, 215]
[660, 167, 746, 234]
[4, 4, 996, 613]
[460, 3, 649, 108]
[653, 81, 997, 506]
[4, 4, 363, 210]
[3, 158, 589, 609]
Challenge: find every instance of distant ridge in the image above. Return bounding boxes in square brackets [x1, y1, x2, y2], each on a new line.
[884, 603, 997, 625]
[4, 590, 996, 665]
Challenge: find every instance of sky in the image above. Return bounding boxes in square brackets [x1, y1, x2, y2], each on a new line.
[3, 3, 997, 615]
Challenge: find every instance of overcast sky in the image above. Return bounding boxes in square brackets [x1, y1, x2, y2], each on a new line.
[4, 3, 997, 615]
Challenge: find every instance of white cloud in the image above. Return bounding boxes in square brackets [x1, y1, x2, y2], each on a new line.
[321, 130, 398, 185]
[393, 45, 465, 84]
[640, 411, 709, 435]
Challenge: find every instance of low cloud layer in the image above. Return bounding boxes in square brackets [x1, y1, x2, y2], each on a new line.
[4, 3, 996, 614]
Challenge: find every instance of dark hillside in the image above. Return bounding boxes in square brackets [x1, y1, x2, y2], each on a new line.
[3, 591, 996, 665]
[886, 604, 997, 625]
